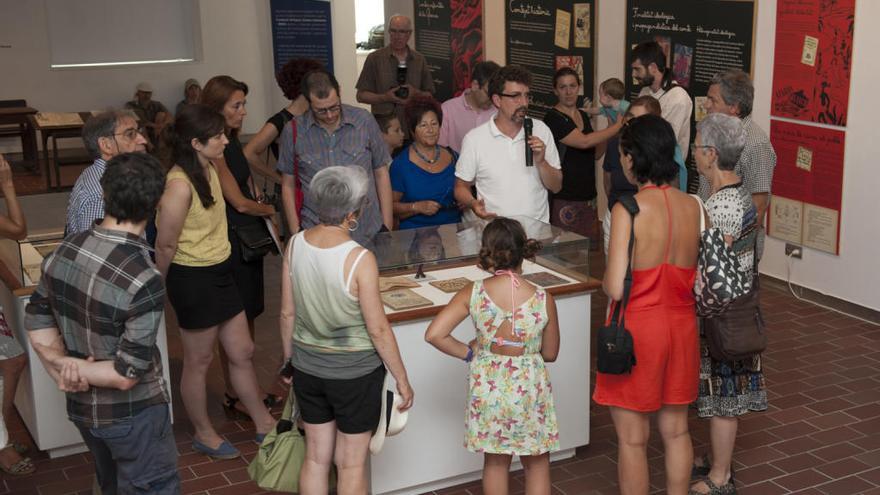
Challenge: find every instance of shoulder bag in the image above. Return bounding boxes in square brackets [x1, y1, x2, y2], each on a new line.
[232, 174, 279, 263]
[596, 195, 639, 375]
[692, 195, 752, 317]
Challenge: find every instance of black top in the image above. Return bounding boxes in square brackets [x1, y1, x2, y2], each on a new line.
[267, 108, 294, 160]
[543, 108, 597, 201]
[602, 136, 638, 210]
[224, 135, 260, 228]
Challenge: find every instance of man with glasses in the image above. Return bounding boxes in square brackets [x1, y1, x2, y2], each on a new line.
[277, 70, 393, 246]
[454, 65, 562, 223]
[698, 68, 776, 259]
[356, 14, 435, 136]
[66, 110, 147, 235]
[439, 61, 501, 153]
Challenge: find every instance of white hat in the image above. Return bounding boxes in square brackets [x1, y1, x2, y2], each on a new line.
[136, 82, 154, 93]
[369, 372, 409, 454]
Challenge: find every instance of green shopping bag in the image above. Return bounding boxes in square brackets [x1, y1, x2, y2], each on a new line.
[247, 394, 337, 493]
[248, 395, 305, 492]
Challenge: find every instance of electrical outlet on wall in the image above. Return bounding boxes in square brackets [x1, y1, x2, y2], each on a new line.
[785, 243, 802, 259]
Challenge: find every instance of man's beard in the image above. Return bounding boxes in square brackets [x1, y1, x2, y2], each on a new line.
[637, 74, 655, 88]
[511, 106, 528, 123]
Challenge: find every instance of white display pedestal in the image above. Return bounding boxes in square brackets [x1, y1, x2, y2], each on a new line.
[1, 286, 173, 459]
[369, 262, 593, 495]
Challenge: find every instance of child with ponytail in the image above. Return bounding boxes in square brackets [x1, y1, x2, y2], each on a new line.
[426, 217, 560, 495]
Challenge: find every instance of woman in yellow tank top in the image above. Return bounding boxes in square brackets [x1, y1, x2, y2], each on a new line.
[155, 105, 275, 460]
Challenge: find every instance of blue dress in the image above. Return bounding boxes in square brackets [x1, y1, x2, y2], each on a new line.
[390, 145, 461, 229]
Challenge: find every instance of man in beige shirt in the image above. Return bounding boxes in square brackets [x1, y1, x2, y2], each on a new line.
[356, 15, 435, 135]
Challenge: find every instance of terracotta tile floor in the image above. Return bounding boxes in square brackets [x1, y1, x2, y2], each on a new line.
[1, 167, 878, 493]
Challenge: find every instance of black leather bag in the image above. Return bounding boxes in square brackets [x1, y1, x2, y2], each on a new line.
[703, 277, 767, 362]
[597, 196, 638, 375]
[233, 220, 278, 263]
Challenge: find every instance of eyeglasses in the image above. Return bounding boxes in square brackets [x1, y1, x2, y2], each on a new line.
[112, 127, 145, 140]
[690, 144, 715, 154]
[313, 104, 342, 116]
[416, 121, 440, 130]
[389, 29, 412, 35]
[499, 92, 533, 103]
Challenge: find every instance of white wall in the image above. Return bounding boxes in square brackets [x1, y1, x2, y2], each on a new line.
[0, 0, 361, 153]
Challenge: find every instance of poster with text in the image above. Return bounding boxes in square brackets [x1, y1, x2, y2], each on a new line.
[624, 0, 755, 104]
[270, 0, 333, 74]
[770, 0, 855, 126]
[414, 0, 484, 102]
[505, 1, 596, 118]
[767, 120, 845, 255]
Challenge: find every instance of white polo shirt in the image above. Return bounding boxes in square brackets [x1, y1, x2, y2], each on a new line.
[456, 117, 561, 223]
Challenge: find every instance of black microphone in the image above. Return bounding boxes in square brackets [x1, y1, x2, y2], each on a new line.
[524, 118, 533, 167]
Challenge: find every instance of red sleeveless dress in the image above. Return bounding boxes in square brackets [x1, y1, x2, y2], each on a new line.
[593, 186, 699, 412]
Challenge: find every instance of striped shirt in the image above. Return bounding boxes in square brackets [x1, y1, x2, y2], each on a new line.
[24, 226, 169, 427]
[698, 115, 777, 258]
[276, 104, 391, 245]
[66, 158, 106, 236]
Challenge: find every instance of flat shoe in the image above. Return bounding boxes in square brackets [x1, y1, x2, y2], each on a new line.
[691, 454, 735, 482]
[254, 433, 266, 444]
[191, 439, 240, 460]
[222, 393, 250, 420]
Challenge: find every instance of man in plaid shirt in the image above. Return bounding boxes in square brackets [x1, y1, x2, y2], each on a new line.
[699, 69, 777, 259]
[26, 153, 178, 494]
[65, 110, 148, 236]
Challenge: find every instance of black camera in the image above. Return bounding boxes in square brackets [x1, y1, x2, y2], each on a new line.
[395, 60, 408, 99]
[395, 85, 409, 99]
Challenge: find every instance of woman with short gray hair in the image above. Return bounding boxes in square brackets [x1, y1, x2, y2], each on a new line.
[279, 165, 413, 494]
[690, 112, 767, 495]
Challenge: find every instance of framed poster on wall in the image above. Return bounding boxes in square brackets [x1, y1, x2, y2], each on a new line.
[270, 0, 334, 73]
[770, 0, 855, 126]
[504, 1, 597, 118]
[414, 0, 484, 102]
[623, 0, 755, 111]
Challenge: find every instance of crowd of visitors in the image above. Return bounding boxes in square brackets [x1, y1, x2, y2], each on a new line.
[0, 14, 778, 495]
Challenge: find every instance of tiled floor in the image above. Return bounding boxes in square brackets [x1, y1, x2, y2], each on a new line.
[0, 193, 878, 493]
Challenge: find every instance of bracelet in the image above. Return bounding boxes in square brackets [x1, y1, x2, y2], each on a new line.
[463, 347, 474, 363]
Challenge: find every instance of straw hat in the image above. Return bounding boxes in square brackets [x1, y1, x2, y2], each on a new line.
[369, 372, 409, 454]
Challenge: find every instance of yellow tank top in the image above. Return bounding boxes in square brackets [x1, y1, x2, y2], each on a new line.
[163, 164, 231, 266]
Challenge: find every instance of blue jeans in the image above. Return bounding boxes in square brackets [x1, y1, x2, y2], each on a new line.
[76, 404, 179, 495]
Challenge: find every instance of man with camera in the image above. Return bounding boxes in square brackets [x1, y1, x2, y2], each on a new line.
[356, 14, 435, 137]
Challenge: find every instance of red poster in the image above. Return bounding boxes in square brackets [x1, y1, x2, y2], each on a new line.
[770, 0, 855, 125]
[451, 0, 484, 97]
[769, 120, 845, 254]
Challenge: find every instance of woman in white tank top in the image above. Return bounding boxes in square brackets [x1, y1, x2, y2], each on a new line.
[279, 166, 413, 494]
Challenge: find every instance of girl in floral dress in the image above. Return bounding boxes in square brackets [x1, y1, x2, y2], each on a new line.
[426, 218, 560, 495]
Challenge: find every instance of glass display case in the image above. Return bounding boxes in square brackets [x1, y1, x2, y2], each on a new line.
[370, 215, 592, 282]
[0, 228, 65, 288]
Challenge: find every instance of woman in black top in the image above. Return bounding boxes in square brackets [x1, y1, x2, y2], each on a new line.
[202, 76, 283, 412]
[543, 67, 622, 244]
[243, 58, 323, 172]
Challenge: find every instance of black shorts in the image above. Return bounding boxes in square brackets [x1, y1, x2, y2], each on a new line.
[291, 365, 385, 434]
[166, 259, 244, 330]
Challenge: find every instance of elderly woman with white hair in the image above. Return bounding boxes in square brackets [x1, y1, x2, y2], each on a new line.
[279, 165, 414, 495]
[689, 113, 767, 495]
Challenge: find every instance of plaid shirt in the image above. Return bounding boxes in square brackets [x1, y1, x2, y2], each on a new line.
[25, 226, 169, 427]
[698, 115, 777, 257]
[276, 104, 391, 245]
[65, 158, 106, 236]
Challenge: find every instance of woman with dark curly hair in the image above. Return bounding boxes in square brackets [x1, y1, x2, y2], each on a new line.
[389, 95, 460, 229]
[426, 217, 560, 495]
[243, 58, 324, 175]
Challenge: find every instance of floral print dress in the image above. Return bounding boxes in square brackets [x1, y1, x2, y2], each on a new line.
[465, 279, 559, 455]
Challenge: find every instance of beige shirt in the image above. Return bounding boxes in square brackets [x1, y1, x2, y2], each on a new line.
[356, 45, 435, 125]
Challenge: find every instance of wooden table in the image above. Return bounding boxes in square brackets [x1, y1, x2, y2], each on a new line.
[0, 107, 39, 171]
[27, 112, 93, 191]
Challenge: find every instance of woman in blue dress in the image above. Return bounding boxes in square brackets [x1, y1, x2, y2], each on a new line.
[390, 96, 461, 229]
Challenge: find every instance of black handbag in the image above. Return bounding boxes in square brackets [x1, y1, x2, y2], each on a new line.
[233, 220, 278, 263]
[597, 196, 638, 375]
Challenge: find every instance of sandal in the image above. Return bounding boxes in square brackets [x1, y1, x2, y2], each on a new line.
[263, 393, 284, 409]
[12, 442, 29, 455]
[688, 476, 737, 495]
[0, 447, 36, 476]
[691, 454, 735, 482]
[222, 393, 250, 419]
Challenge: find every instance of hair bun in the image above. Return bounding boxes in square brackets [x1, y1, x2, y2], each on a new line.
[523, 238, 543, 258]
